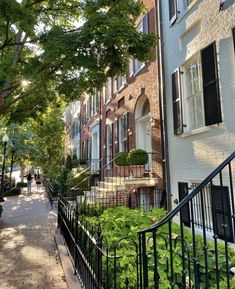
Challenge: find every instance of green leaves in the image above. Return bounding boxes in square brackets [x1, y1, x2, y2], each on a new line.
[0, 0, 157, 121]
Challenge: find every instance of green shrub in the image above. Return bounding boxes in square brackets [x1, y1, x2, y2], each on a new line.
[72, 153, 78, 160]
[66, 167, 90, 197]
[127, 148, 148, 165]
[16, 182, 27, 187]
[114, 152, 129, 166]
[0, 204, 2, 218]
[66, 154, 73, 170]
[5, 187, 21, 196]
[82, 206, 235, 289]
[79, 159, 87, 165]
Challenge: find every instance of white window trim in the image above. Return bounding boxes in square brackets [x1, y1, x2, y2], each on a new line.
[181, 53, 205, 133]
[176, 0, 200, 25]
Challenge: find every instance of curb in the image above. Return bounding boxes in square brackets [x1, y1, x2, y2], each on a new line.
[54, 232, 83, 289]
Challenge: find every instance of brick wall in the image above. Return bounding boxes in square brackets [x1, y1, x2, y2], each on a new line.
[80, 0, 164, 187]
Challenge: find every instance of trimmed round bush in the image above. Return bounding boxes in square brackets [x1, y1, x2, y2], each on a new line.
[114, 152, 129, 166]
[127, 148, 148, 165]
[16, 182, 27, 187]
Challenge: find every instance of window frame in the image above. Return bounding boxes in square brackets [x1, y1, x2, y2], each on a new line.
[181, 53, 205, 132]
[118, 114, 128, 152]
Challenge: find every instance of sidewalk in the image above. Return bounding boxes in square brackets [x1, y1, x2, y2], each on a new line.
[0, 185, 68, 289]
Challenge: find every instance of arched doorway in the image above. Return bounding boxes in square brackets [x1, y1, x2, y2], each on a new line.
[135, 96, 152, 169]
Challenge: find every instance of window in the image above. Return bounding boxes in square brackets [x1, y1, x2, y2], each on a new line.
[129, 14, 148, 76]
[114, 76, 126, 92]
[172, 42, 221, 135]
[90, 89, 100, 116]
[72, 119, 79, 139]
[183, 0, 196, 8]
[169, 0, 177, 24]
[105, 78, 112, 103]
[118, 114, 128, 152]
[183, 55, 204, 130]
[105, 124, 113, 165]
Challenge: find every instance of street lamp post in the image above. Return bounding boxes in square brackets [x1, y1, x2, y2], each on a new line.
[9, 143, 16, 190]
[0, 134, 9, 202]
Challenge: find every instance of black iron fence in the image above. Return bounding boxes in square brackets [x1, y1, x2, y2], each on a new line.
[138, 151, 235, 289]
[58, 196, 140, 289]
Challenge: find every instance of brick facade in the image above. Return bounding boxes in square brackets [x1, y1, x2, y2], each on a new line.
[80, 0, 163, 189]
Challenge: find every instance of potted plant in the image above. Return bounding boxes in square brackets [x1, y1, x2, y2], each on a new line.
[114, 152, 129, 177]
[127, 148, 148, 165]
[79, 159, 87, 169]
[114, 149, 148, 178]
[127, 148, 148, 178]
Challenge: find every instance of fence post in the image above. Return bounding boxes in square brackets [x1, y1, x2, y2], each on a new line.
[96, 223, 102, 286]
[125, 277, 129, 289]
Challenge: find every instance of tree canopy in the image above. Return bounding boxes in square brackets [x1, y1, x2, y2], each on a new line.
[0, 0, 156, 122]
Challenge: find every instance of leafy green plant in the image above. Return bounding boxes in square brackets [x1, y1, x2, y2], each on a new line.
[0, 204, 2, 218]
[66, 167, 90, 197]
[72, 153, 77, 160]
[5, 187, 21, 196]
[81, 206, 235, 289]
[114, 152, 129, 166]
[127, 148, 148, 165]
[66, 155, 73, 170]
[16, 182, 27, 187]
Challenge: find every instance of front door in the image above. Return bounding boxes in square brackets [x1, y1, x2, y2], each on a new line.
[91, 124, 100, 172]
[136, 114, 152, 169]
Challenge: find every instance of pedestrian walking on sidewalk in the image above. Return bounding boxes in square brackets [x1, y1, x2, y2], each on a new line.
[26, 173, 33, 194]
[36, 173, 41, 191]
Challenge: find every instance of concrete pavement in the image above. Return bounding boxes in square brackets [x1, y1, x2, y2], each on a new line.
[0, 185, 68, 289]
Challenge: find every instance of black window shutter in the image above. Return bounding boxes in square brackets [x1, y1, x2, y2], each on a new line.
[172, 69, 183, 135]
[233, 27, 235, 54]
[211, 185, 234, 242]
[201, 42, 222, 126]
[115, 120, 119, 153]
[126, 112, 129, 151]
[169, 0, 177, 24]
[178, 182, 191, 227]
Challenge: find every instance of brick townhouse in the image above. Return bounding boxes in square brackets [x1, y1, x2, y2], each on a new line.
[79, 0, 166, 209]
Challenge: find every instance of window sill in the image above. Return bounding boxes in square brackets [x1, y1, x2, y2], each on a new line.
[182, 126, 211, 138]
[104, 98, 112, 105]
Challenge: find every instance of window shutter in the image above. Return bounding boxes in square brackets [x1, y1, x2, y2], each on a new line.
[169, 0, 177, 24]
[126, 112, 129, 152]
[211, 185, 234, 242]
[201, 42, 222, 126]
[115, 120, 119, 153]
[172, 69, 183, 135]
[178, 182, 190, 227]
[143, 13, 148, 33]
[232, 27, 235, 54]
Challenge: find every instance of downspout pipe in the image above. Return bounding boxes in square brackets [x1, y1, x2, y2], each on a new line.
[155, 0, 172, 211]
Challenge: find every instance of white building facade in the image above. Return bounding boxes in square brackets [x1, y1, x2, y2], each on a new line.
[160, 0, 235, 208]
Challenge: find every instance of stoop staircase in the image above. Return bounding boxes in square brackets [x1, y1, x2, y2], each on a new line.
[74, 152, 162, 209]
